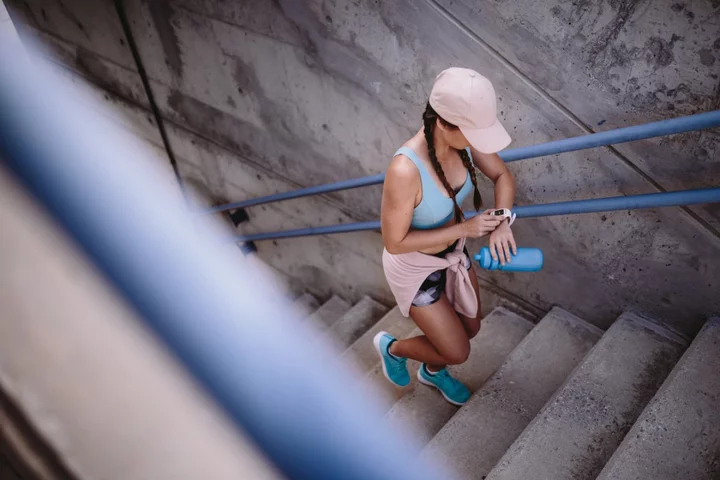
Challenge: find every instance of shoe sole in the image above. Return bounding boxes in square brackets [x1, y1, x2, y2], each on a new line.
[417, 368, 467, 406]
[373, 331, 409, 388]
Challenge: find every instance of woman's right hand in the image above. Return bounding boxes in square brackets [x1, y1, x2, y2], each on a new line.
[462, 210, 504, 238]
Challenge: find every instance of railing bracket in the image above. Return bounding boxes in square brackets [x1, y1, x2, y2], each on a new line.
[229, 208, 250, 227]
[226, 208, 256, 256]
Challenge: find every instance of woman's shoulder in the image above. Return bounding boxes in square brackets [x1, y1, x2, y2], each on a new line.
[388, 154, 419, 181]
[385, 157, 421, 201]
[388, 132, 425, 179]
[387, 155, 421, 194]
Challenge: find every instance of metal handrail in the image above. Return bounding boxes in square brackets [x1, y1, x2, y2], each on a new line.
[0, 46, 450, 480]
[208, 110, 720, 214]
[232, 187, 720, 243]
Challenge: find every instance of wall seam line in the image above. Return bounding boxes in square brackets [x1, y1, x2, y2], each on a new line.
[113, 0, 188, 204]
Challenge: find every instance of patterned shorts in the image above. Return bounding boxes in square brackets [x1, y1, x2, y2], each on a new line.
[411, 244, 471, 308]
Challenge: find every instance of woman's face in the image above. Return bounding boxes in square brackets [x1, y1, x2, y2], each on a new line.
[436, 118, 470, 150]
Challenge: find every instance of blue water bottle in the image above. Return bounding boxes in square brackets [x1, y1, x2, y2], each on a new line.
[474, 247, 544, 272]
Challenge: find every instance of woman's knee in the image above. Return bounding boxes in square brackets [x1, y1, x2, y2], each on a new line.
[439, 341, 471, 365]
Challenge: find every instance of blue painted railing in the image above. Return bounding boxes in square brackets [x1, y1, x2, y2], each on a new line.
[232, 188, 720, 243]
[225, 109, 720, 243]
[208, 109, 720, 214]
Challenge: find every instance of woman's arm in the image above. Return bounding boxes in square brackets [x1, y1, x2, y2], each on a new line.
[471, 149, 518, 264]
[381, 155, 501, 254]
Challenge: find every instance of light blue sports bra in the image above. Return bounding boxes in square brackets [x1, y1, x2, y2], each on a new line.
[394, 146, 473, 230]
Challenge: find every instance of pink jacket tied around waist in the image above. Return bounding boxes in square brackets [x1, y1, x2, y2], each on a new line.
[382, 238, 478, 318]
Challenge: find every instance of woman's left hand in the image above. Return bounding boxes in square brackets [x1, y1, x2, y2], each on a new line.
[488, 220, 517, 265]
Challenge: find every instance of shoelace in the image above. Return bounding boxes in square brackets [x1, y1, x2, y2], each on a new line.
[435, 369, 462, 393]
[389, 355, 407, 373]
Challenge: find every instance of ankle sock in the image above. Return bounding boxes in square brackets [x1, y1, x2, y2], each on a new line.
[387, 339, 401, 360]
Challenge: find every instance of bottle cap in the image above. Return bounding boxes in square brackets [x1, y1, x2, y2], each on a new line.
[474, 248, 492, 269]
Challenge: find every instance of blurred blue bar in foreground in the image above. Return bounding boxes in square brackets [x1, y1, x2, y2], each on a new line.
[0, 43, 449, 480]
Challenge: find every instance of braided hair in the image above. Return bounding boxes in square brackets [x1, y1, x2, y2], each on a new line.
[422, 103, 482, 223]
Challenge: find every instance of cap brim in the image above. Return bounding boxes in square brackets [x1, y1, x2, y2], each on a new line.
[460, 118, 511, 154]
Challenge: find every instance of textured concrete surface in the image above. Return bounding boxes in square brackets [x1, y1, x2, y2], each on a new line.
[330, 296, 389, 347]
[306, 294, 351, 330]
[384, 308, 533, 452]
[0, 167, 281, 480]
[341, 307, 416, 374]
[435, 0, 720, 222]
[487, 312, 687, 480]
[597, 317, 720, 480]
[5, 0, 720, 335]
[421, 307, 602, 480]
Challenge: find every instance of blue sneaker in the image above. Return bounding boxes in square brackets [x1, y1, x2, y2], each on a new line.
[417, 364, 471, 406]
[373, 331, 410, 387]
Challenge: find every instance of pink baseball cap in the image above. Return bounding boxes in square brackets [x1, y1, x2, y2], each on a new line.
[429, 67, 511, 154]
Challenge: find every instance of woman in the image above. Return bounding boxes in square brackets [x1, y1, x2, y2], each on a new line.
[374, 67, 517, 406]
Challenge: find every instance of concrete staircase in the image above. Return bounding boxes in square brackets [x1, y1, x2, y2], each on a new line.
[290, 288, 720, 480]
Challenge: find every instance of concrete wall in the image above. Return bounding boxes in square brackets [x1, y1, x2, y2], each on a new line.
[0, 164, 282, 480]
[6, 0, 719, 335]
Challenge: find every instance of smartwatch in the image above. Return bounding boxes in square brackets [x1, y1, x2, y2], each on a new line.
[491, 208, 516, 226]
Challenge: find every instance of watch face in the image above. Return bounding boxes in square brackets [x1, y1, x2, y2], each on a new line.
[493, 209, 506, 216]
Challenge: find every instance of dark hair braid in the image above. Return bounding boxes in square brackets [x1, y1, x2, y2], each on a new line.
[458, 149, 483, 211]
[423, 104, 464, 223]
[422, 103, 483, 222]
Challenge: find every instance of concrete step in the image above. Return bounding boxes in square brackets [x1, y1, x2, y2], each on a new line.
[363, 309, 533, 414]
[596, 317, 720, 480]
[306, 295, 351, 331]
[292, 293, 320, 319]
[383, 308, 534, 451]
[290, 293, 320, 319]
[421, 307, 602, 480]
[487, 312, 688, 480]
[363, 334, 421, 412]
[329, 296, 389, 348]
[341, 307, 415, 374]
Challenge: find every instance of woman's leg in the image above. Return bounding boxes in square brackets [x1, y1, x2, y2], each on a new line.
[389, 294, 471, 369]
[390, 265, 483, 367]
